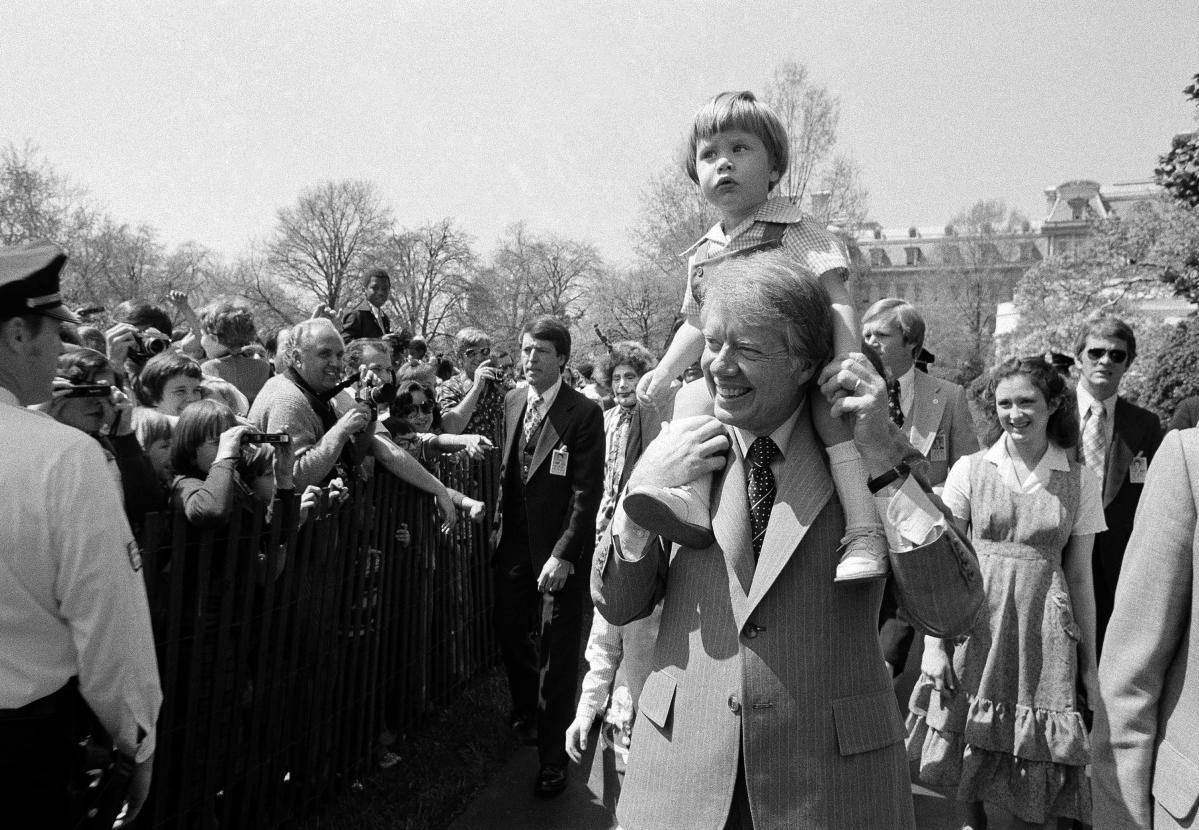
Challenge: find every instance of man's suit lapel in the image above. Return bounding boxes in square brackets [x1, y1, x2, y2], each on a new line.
[1104, 397, 1137, 507]
[745, 413, 832, 616]
[907, 371, 946, 457]
[712, 439, 754, 632]
[503, 390, 524, 461]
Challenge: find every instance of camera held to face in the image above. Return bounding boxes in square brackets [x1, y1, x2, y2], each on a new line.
[129, 329, 171, 360]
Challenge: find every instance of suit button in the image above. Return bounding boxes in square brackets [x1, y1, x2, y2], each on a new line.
[744, 622, 765, 639]
[727, 694, 741, 715]
[693, 265, 704, 279]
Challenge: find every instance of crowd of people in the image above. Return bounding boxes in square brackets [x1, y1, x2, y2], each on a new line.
[2, 85, 1196, 830]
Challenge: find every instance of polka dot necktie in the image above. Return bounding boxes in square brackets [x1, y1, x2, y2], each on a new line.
[888, 380, 904, 428]
[747, 437, 780, 560]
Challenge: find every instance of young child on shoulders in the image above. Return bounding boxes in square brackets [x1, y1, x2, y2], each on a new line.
[628, 89, 886, 582]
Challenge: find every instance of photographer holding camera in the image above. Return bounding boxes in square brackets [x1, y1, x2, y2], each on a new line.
[250, 322, 457, 531]
[42, 347, 167, 526]
[438, 327, 505, 437]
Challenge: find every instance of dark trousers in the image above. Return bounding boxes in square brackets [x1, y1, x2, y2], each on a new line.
[0, 683, 79, 828]
[493, 527, 584, 769]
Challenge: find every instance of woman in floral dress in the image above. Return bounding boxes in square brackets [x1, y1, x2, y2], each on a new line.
[906, 356, 1104, 829]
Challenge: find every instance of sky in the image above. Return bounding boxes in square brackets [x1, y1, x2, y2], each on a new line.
[3, 2, 1196, 269]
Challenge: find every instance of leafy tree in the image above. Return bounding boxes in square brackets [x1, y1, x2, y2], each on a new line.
[1156, 73, 1199, 207]
[925, 200, 1030, 381]
[466, 223, 602, 348]
[583, 265, 681, 353]
[629, 164, 714, 282]
[267, 179, 392, 312]
[380, 218, 476, 340]
[1142, 317, 1199, 418]
[0, 142, 88, 246]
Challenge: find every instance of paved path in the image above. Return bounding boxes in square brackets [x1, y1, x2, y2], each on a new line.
[448, 721, 1028, 830]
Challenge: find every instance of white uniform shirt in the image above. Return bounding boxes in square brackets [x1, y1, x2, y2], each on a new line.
[0, 387, 161, 760]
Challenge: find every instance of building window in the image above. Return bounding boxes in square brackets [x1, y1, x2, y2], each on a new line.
[1068, 197, 1088, 221]
[904, 246, 924, 266]
[869, 248, 891, 267]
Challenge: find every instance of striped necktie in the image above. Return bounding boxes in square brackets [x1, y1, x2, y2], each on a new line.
[747, 437, 780, 560]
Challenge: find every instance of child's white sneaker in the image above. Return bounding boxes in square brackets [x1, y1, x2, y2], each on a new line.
[834, 528, 889, 583]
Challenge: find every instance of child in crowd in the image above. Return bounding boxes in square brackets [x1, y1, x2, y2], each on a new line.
[133, 406, 175, 486]
[627, 90, 886, 582]
[200, 301, 271, 404]
[134, 350, 204, 415]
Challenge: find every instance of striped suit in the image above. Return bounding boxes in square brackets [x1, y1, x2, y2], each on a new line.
[594, 392, 981, 829]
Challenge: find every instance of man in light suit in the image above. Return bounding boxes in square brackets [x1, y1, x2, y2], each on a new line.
[1073, 316, 1163, 657]
[339, 267, 391, 341]
[493, 316, 604, 797]
[594, 255, 982, 830]
[1092, 427, 1199, 830]
[861, 298, 978, 681]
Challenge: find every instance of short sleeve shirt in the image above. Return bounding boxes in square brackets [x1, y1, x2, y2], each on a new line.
[679, 198, 850, 326]
[942, 439, 1107, 536]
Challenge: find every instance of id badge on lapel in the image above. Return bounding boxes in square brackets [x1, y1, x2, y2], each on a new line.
[550, 446, 569, 476]
[1129, 453, 1148, 484]
[930, 434, 947, 463]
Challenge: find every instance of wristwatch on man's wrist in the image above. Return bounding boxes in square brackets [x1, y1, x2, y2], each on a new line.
[867, 462, 910, 496]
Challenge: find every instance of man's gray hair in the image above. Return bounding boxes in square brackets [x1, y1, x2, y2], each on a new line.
[701, 252, 833, 370]
[290, 317, 341, 355]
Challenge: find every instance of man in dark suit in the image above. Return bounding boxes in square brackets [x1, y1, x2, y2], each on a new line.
[339, 267, 391, 341]
[493, 316, 604, 797]
[594, 254, 982, 829]
[1074, 315, 1163, 658]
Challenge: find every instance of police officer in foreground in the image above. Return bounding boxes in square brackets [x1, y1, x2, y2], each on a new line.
[0, 241, 162, 827]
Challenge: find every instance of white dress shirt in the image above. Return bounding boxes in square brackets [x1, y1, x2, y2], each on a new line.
[897, 365, 917, 420]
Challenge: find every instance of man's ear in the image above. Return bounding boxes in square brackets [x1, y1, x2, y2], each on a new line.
[0, 316, 32, 353]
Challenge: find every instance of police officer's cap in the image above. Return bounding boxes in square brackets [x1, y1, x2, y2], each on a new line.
[0, 241, 79, 324]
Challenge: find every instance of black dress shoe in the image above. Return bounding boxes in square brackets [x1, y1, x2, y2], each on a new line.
[511, 717, 538, 746]
[534, 764, 567, 797]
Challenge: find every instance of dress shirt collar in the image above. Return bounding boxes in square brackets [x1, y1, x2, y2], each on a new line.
[730, 398, 804, 463]
[984, 436, 1070, 491]
[0, 385, 19, 407]
[527, 374, 563, 413]
[1076, 383, 1116, 420]
[693, 197, 806, 252]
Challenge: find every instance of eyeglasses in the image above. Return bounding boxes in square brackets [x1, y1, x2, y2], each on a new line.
[463, 346, 491, 358]
[1084, 347, 1128, 365]
[405, 400, 435, 414]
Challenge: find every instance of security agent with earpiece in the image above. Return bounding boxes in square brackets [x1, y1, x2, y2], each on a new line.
[0, 241, 162, 827]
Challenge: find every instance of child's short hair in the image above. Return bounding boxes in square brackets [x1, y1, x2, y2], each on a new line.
[203, 302, 259, 349]
[170, 399, 239, 479]
[133, 406, 174, 450]
[135, 351, 203, 406]
[684, 91, 790, 189]
[201, 376, 249, 416]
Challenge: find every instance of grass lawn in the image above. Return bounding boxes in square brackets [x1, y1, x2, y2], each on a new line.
[296, 667, 515, 830]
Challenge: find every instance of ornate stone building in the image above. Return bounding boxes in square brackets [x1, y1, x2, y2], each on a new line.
[843, 179, 1161, 372]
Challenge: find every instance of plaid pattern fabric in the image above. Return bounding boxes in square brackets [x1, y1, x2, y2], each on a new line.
[436, 370, 505, 438]
[679, 198, 850, 324]
[1081, 400, 1107, 484]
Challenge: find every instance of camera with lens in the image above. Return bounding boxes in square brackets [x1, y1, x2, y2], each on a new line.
[129, 329, 171, 360]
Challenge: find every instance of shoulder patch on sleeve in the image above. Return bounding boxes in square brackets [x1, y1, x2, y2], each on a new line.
[127, 540, 143, 572]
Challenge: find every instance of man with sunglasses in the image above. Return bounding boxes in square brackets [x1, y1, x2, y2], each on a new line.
[438, 327, 504, 439]
[1074, 316, 1163, 657]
